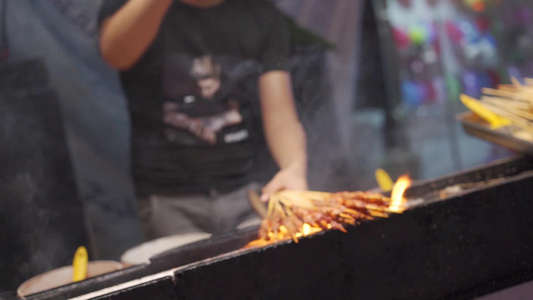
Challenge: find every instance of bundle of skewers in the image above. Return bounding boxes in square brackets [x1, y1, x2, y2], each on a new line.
[461, 77, 533, 141]
[245, 190, 404, 248]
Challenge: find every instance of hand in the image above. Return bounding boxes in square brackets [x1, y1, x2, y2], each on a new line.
[260, 166, 308, 202]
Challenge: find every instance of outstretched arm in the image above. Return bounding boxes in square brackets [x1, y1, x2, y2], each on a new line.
[259, 71, 308, 201]
[99, 0, 173, 70]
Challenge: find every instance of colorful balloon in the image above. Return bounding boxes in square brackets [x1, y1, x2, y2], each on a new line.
[458, 20, 480, 43]
[393, 27, 411, 49]
[409, 25, 429, 46]
[427, 22, 438, 44]
[409, 58, 426, 74]
[445, 21, 463, 44]
[462, 71, 481, 98]
[401, 80, 423, 108]
[417, 81, 430, 101]
[477, 72, 490, 89]
[464, 0, 486, 12]
[445, 75, 461, 102]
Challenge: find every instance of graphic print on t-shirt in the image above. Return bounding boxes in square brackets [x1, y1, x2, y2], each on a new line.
[162, 53, 253, 146]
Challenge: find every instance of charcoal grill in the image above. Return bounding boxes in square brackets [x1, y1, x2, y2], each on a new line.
[15, 155, 533, 300]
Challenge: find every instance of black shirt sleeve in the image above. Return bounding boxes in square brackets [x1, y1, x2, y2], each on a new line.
[97, 0, 129, 28]
[257, 2, 291, 73]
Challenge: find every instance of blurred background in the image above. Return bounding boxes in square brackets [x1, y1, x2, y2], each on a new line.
[2, 0, 533, 294]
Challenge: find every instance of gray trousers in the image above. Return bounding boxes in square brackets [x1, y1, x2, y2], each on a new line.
[138, 182, 262, 240]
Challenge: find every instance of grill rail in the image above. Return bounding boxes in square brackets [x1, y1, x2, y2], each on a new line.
[22, 155, 533, 300]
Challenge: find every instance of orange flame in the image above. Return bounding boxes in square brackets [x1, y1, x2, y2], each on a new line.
[302, 223, 312, 236]
[245, 187, 413, 249]
[295, 223, 321, 239]
[389, 175, 411, 212]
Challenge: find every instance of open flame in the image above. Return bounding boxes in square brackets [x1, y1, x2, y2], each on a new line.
[389, 175, 412, 212]
[245, 177, 413, 249]
[302, 223, 312, 236]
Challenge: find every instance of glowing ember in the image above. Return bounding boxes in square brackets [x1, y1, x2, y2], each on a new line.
[244, 175, 413, 248]
[302, 223, 312, 236]
[245, 188, 409, 248]
[389, 175, 412, 212]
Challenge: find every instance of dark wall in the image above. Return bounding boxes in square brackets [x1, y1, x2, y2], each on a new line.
[0, 59, 87, 292]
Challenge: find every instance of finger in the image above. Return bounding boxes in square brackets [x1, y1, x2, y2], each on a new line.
[260, 184, 272, 202]
[260, 193, 270, 203]
[260, 189, 270, 203]
[261, 180, 285, 202]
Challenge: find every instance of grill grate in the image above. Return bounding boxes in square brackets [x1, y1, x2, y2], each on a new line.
[23, 155, 533, 300]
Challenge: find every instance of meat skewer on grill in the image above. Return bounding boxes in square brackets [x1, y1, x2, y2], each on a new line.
[246, 179, 411, 248]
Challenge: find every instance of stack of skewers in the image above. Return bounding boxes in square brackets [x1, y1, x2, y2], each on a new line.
[461, 77, 533, 142]
[246, 190, 404, 248]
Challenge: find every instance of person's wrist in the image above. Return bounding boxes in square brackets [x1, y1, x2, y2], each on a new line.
[144, 0, 173, 8]
[282, 158, 307, 177]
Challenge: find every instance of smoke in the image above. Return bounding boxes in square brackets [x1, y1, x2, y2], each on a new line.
[0, 69, 87, 291]
[0, 171, 65, 290]
[254, 44, 354, 192]
[291, 45, 355, 192]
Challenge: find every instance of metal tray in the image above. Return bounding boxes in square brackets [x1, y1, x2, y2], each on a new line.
[457, 111, 533, 155]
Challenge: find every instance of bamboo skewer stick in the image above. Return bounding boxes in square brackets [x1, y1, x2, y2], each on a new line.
[524, 78, 533, 86]
[462, 76, 533, 137]
[482, 103, 533, 131]
[497, 84, 515, 90]
[481, 88, 533, 103]
[511, 77, 523, 89]
[483, 100, 533, 121]
[481, 96, 532, 110]
[481, 102, 529, 123]
[262, 191, 401, 231]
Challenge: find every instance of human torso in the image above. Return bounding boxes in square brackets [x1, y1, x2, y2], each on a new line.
[119, 0, 285, 196]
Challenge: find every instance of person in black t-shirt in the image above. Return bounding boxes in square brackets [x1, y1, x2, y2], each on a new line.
[98, 0, 307, 239]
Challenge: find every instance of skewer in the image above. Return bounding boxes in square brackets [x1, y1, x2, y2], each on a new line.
[483, 99, 533, 121]
[481, 96, 532, 110]
[481, 88, 533, 104]
[482, 103, 533, 131]
[461, 76, 533, 137]
[511, 77, 523, 89]
[511, 78, 533, 96]
[497, 84, 517, 91]
[249, 188, 412, 249]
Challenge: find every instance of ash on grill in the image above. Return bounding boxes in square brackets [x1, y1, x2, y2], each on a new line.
[417, 178, 506, 202]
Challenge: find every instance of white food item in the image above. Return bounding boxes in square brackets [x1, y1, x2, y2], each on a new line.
[120, 233, 212, 266]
